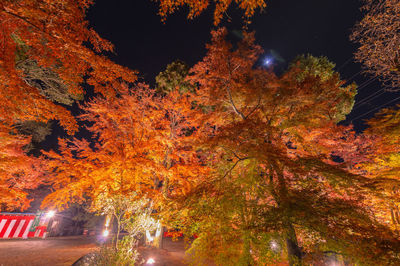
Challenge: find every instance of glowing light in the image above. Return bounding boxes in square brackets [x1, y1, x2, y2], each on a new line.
[155, 225, 162, 238]
[146, 221, 162, 242]
[46, 210, 55, 218]
[105, 215, 111, 227]
[329, 260, 340, 266]
[102, 229, 109, 237]
[146, 230, 154, 242]
[146, 258, 155, 264]
[264, 57, 273, 66]
[270, 240, 280, 251]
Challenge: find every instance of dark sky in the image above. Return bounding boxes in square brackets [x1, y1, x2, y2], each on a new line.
[84, 0, 400, 132]
[32, 0, 400, 211]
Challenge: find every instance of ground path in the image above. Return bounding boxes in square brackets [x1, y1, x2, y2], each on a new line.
[0, 236, 188, 266]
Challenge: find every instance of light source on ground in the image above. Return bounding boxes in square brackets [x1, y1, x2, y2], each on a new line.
[270, 240, 280, 252]
[146, 258, 155, 264]
[46, 210, 55, 218]
[328, 260, 340, 266]
[327, 255, 340, 266]
[102, 229, 109, 237]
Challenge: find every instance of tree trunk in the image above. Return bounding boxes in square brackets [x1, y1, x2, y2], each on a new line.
[284, 221, 302, 266]
[146, 223, 164, 249]
[154, 226, 164, 249]
[273, 166, 302, 265]
[115, 216, 121, 250]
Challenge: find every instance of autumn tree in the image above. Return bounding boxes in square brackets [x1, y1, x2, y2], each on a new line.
[1, 0, 136, 131]
[0, 0, 137, 210]
[42, 82, 206, 253]
[166, 28, 400, 265]
[42, 81, 206, 225]
[350, 0, 400, 232]
[345, 105, 400, 233]
[351, 0, 400, 89]
[1, 0, 136, 143]
[154, 0, 267, 25]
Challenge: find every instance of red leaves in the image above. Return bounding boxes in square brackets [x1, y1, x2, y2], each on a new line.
[0, 0, 137, 133]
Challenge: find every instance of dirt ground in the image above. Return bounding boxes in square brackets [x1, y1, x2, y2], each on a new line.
[0, 236, 98, 266]
[0, 236, 188, 266]
[137, 238, 187, 266]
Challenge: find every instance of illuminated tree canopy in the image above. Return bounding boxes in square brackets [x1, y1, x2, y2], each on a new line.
[163, 29, 400, 265]
[1, 0, 400, 265]
[351, 0, 400, 89]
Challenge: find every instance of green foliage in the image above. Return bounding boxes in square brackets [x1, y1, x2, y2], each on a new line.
[155, 60, 195, 94]
[92, 193, 158, 237]
[287, 54, 357, 122]
[96, 236, 141, 266]
[289, 54, 336, 82]
[93, 194, 157, 265]
[93, 193, 158, 265]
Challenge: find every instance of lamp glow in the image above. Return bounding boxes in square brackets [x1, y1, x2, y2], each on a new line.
[146, 258, 155, 264]
[102, 229, 109, 237]
[270, 240, 280, 252]
[146, 230, 154, 242]
[145, 221, 162, 243]
[46, 210, 55, 218]
[105, 215, 111, 227]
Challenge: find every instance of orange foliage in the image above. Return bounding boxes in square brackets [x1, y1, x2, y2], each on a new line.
[155, 0, 267, 25]
[42, 84, 207, 210]
[0, 0, 136, 133]
[0, 0, 137, 210]
[171, 28, 400, 264]
[351, 0, 400, 89]
[0, 125, 44, 211]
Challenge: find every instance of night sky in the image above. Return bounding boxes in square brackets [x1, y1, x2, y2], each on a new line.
[42, 0, 400, 151]
[85, 0, 400, 131]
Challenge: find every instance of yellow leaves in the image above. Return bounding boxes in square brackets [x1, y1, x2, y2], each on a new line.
[363, 152, 400, 182]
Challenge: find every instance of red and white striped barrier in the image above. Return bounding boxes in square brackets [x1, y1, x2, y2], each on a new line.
[0, 213, 44, 239]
